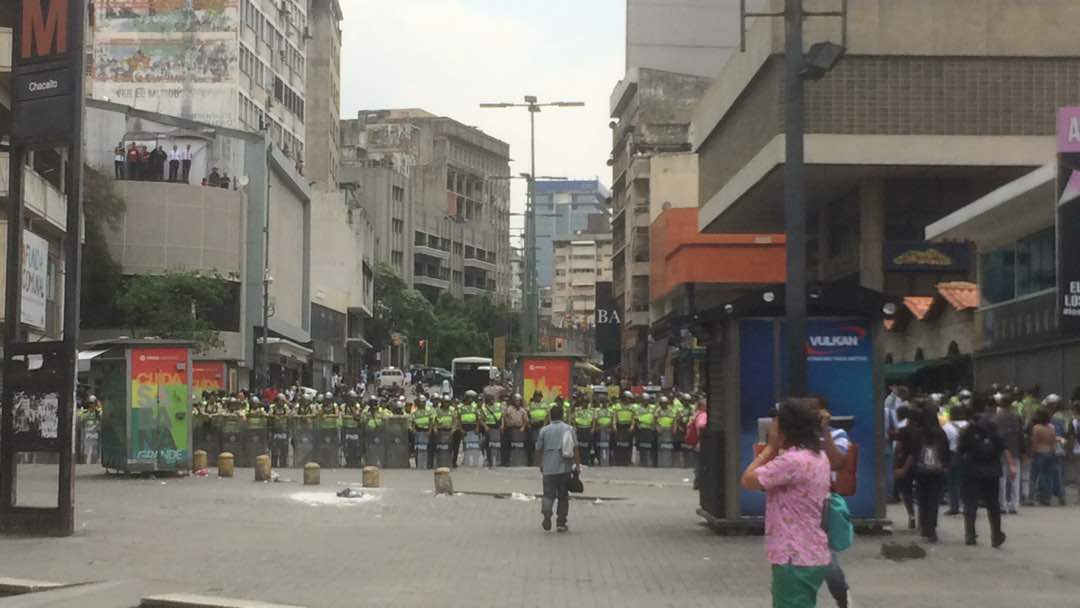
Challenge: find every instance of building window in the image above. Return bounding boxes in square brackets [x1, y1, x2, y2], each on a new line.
[392, 185, 404, 202]
[392, 219, 404, 234]
[391, 251, 404, 269]
[980, 227, 1055, 306]
[980, 247, 1015, 305]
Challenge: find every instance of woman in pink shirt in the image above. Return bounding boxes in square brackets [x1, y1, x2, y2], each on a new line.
[741, 398, 832, 608]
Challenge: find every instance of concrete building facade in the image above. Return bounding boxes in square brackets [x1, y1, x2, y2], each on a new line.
[625, 0, 752, 79]
[533, 179, 610, 288]
[90, 0, 309, 162]
[339, 109, 512, 304]
[609, 67, 712, 382]
[552, 231, 613, 330]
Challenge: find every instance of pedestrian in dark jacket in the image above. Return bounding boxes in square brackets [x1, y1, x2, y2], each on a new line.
[959, 396, 1014, 547]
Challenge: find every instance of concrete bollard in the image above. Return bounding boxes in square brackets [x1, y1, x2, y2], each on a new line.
[218, 452, 234, 478]
[254, 454, 272, 482]
[192, 450, 208, 472]
[362, 466, 380, 488]
[434, 467, 453, 495]
[304, 462, 321, 485]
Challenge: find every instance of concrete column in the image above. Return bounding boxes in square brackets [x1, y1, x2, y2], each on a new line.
[858, 179, 886, 292]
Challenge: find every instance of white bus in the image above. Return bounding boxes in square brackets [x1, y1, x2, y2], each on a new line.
[451, 356, 494, 397]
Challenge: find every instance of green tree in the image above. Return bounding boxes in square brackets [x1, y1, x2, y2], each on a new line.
[81, 165, 127, 327]
[115, 271, 230, 352]
[368, 262, 436, 352]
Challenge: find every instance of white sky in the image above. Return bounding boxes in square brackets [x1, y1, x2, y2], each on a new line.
[339, 0, 626, 240]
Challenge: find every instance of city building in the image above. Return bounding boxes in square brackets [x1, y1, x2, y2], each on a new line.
[510, 247, 524, 310]
[609, 67, 712, 382]
[625, 0, 751, 78]
[552, 224, 613, 328]
[82, 99, 313, 391]
[927, 163, 1079, 395]
[0, 18, 70, 342]
[533, 179, 610, 288]
[90, 0, 309, 162]
[688, 0, 1080, 522]
[303, 0, 343, 191]
[339, 109, 512, 303]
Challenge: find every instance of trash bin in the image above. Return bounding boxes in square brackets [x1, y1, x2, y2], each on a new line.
[271, 415, 291, 468]
[291, 416, 317, 466]
[636, 428, 657, 468]
[612, 426, 633, 466]
[509, 429, 528, 467]
[657, 429, 674, 468]
[383, 416, 410, 469]
[433, 430, 453, 469]
[414, 431, 431, 470]
[595, 428, 610, 467]
[342, 416, 362, 468]
[318, 415, 341, 468]
[243, 415, 270, 467]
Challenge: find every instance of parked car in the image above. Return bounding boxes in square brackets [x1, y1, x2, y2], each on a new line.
[378, 367, 404, 389]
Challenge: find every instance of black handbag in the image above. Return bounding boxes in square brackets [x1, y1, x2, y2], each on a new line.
[567, 470, 584, 493]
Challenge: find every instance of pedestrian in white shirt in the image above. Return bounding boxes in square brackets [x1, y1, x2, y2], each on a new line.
[943, 404, 970, 515]
[167, 145, 181, 182]
[181, 144, 193, 183]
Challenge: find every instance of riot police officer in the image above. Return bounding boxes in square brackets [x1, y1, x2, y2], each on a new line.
[411, 396, 436, 469]
[526, 391, 549, 467]
[480, 392, 502, 467]
[571, 392, 595, 465]
[433, 396, 459, 468]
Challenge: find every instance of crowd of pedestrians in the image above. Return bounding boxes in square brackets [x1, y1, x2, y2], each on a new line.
[112, 141, 233, 189]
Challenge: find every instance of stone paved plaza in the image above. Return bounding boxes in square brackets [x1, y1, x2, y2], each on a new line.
[0, 464, 1078, 607]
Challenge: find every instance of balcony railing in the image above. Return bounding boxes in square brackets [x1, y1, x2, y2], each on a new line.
[463, 255, 496, 271]
[414, 274, 450, 290]
[0, 151, 68, 233]
[415, 243, 450, 260]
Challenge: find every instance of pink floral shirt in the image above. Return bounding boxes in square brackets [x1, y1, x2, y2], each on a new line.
[755, 447, 831, 566]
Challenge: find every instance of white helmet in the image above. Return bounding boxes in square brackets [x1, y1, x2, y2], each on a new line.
[88, 395, 98, 403]
[251, 396, 261, 404]
[1043, 394, 1062, 405]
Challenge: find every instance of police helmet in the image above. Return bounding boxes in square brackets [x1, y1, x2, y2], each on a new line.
[1044, 394, 1062, 405]
[251, 396, 261, 405]
[88, 395, 98, 403]
[622, 391, 633, 399]
[464, 390, 478, 399]
[659, 396, 670, 405]
[324, 392, 334, 400]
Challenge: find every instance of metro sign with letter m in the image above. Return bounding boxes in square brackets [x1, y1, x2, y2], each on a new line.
[17, 0, 72, 64]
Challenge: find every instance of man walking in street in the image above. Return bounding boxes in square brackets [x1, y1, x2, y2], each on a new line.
[536, 404, 580, 533]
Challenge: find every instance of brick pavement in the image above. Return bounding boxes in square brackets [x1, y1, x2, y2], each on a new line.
[0, 464, 1078, 607]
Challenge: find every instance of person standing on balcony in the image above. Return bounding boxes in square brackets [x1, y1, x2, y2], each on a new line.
[114, 143, 125, 179]
[181, 144, 193, 183]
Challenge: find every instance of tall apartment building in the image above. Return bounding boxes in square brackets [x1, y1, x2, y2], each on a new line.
[90, 0, 309, 160]
[303, 0, 343, 191]
[552, 226, 613, 329]
[339, 109, 512, 303]
[0, 16, 70, 342]
[533, 179, 610, 288]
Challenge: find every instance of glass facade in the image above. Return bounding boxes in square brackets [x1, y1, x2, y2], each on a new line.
[979, 228, 1055, 305]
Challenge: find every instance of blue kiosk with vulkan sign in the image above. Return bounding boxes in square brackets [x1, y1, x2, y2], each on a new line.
[692, 283, 890, 531]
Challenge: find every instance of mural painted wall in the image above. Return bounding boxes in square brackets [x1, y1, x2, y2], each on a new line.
[93, 0, 239, 126]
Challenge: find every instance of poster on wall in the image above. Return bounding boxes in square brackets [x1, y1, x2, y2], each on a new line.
[521, 357, 572, 402]
[1056, 107, 1080, 337]
[193, 361, 226, 396]
[12, 391, 60, 442]
[20, 230, 48, 330]
[129, 347, 190, 466]
[739, 318, 877, 518]
[92, 0, 240, 127]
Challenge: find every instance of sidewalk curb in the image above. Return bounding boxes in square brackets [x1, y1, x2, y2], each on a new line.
[141, 593, 306, 608]
[0, 577, 67, 597]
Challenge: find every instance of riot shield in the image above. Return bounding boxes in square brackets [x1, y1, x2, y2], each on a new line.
[364, 425, 385, 468]
[529, 426, 544, 467]
[657, 428, 674, 468]
[342, 417, 362, 468]
[271, 415, 291, 468]
[485, 428, 501, 468]
[612, 426, 633, 466]
[206, 415, 224, 466]
[318, 416, 341, 468]
[575, 428, 594, 466]
[244, 416, 271, 467]
[291, 416, 317, 466]
[509, 429, 528, 467]
[673, 429, 688, 469]
[595, 428, 611, 467]
[461, 431, 483, 467]
[414, 431, 431, 470]
[383, 416, 410, 469]
[636, 428, 657, 467]
[220, 415, 244, 460]
[433, 430, 453, 469]
[193, 414, 216, 465]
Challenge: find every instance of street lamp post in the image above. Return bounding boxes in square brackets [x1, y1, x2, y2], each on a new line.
[480, 97, 584, 353]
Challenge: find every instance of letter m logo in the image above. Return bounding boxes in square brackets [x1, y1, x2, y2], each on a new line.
[21, 0, 68, 60]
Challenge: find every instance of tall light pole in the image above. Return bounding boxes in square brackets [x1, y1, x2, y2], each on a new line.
[480, 97, 584, 352]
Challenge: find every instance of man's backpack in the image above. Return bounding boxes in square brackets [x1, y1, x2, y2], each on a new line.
[916, 438, 945, 474]
[966, 422, 999, 465]
[561, 426, 576, 459]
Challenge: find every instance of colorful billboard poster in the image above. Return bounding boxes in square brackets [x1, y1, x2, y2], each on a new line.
[739, 318, 877, 519]
[1057, 107, 1080, 337]
[93, 0, 239, 127]
[193, 361, 226, 396]
[129, 347, 190, 466]
[522, 357, 572, 402]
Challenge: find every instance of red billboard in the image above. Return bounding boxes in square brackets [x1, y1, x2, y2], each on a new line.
[521, 357, 572, 402]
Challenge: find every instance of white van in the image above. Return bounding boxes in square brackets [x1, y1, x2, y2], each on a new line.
[378, 367, 404, 389]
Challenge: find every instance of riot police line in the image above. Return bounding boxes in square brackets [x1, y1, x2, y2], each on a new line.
[68, 389, 704, 470]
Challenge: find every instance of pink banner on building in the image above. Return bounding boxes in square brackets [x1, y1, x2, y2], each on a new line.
[1057, 107, 1080, 152]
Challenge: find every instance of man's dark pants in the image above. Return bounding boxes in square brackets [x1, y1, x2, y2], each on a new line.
[542, 472, 571, 526]
[182, 159, 191, 182]
[964, 475, 1002, 542]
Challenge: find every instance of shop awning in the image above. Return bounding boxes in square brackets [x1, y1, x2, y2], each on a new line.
[882, 356, 969, 384]
[77, 349, 108, 373]
[257, 337, 313, 364]
[575, 361, 603, 375]
[346, 337, 373, 349]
